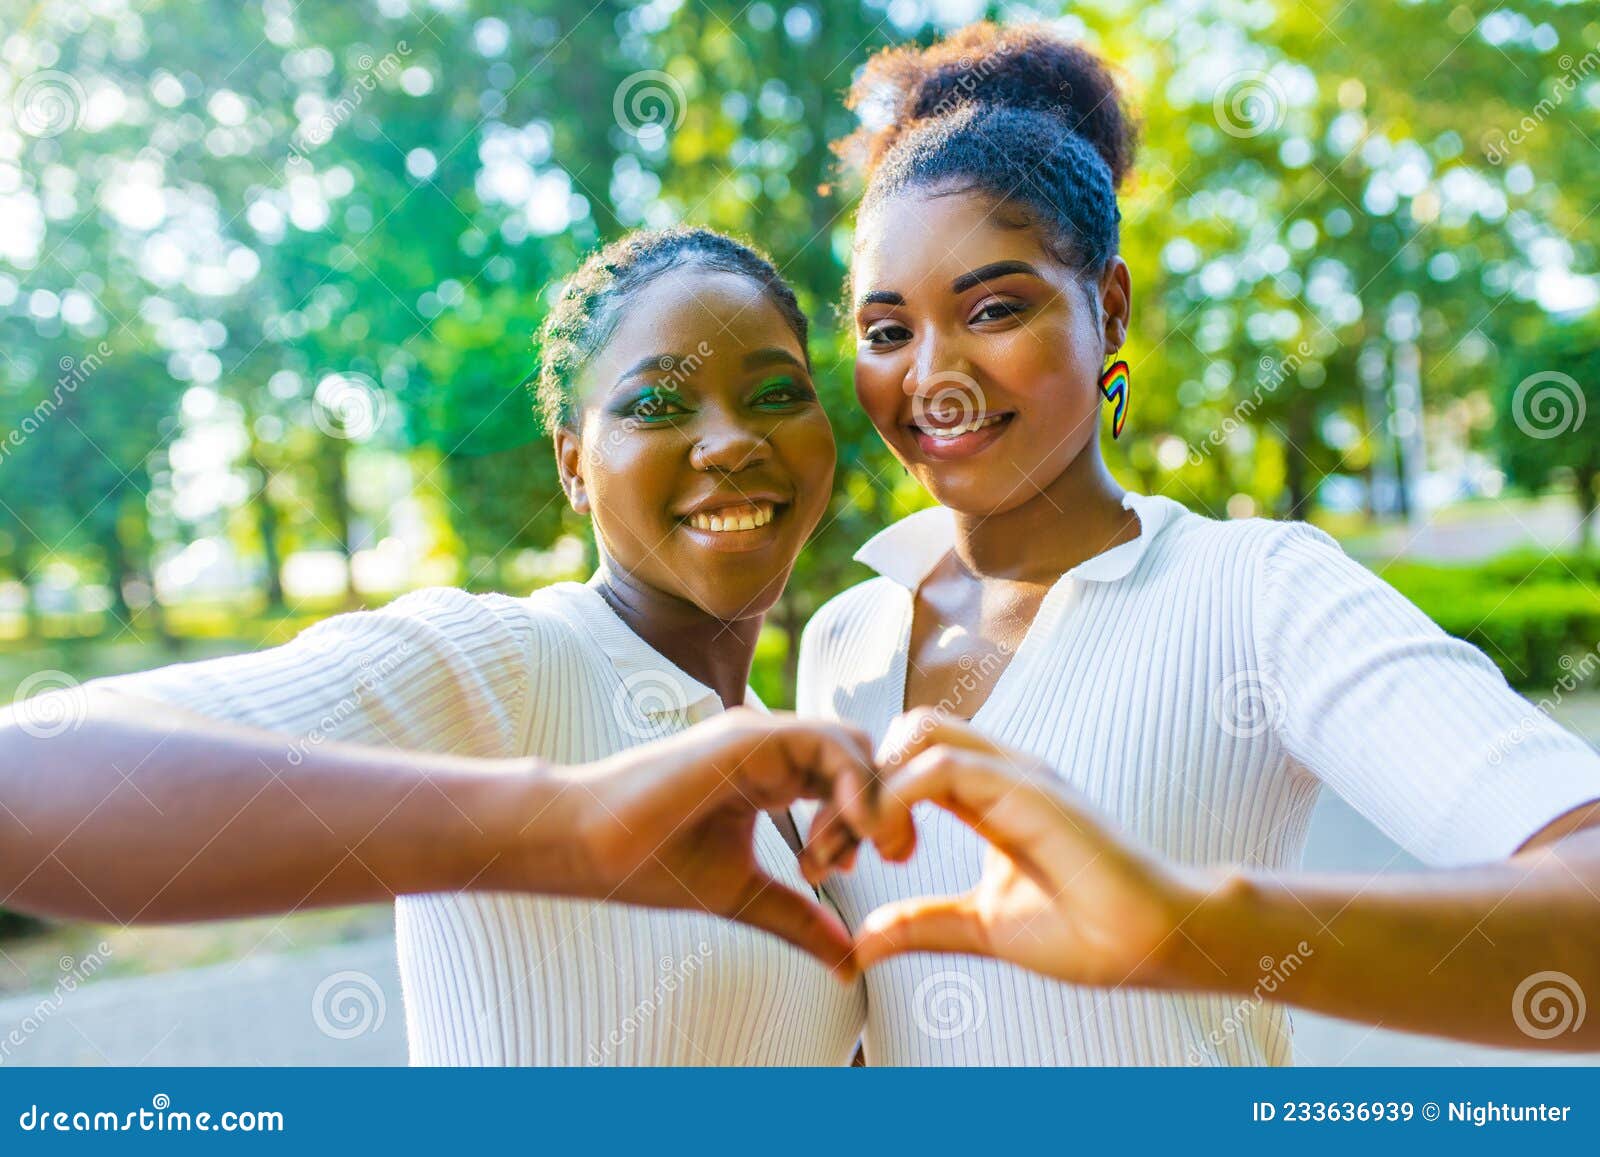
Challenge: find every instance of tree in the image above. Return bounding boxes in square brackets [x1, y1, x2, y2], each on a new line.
[1497, 315, 1600, 546]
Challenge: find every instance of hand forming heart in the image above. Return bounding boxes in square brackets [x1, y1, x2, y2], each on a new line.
[551, 707, 883, 980]
[557, 705, 1196, 990]
[838, 709, 1200, 989]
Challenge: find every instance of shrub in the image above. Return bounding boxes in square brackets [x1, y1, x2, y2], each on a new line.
[1378, 556, 1600, 690]
[0, 908, 44, 940]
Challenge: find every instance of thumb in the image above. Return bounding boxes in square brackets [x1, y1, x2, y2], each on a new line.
[735, 875, 858, 984]
[854, 894, 988, 969]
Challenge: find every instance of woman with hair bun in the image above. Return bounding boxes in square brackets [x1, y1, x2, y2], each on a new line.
[800, 23, 1600, 1063]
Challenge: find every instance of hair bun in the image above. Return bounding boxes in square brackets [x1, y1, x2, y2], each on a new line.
[838, 23, 1138, 189]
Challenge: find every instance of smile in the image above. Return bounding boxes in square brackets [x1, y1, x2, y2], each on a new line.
[906, 411, 1015, 460]
[912, 412, 1008, 439]
[685, 501, 778, 533]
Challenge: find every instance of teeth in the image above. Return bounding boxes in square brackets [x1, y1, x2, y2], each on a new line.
[688, 502, 776, 533]
[922, 413, 1005, 438]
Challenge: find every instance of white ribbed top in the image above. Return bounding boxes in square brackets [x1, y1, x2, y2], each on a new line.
[92, 581, 864, 1066]
[797, 491, 1600, 1066]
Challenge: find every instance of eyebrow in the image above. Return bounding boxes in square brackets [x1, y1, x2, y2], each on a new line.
[742, 347, 806, 372]
[950, 261, 1043, 294]
[855, 260, 1044, 312]
[855, 289, 904, 311]
[616, 354, 678, 384]
[615, 347, 804, 387]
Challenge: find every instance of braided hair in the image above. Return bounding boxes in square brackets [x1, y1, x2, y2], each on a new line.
[533, 227, 809, 431]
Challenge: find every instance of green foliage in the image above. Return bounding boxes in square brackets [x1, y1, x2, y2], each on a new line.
[1382, 555, 1600, 689]
[1495, 316, 1600, 540]
[3, 0, 1598, 704]
[0, 909, 44, 941]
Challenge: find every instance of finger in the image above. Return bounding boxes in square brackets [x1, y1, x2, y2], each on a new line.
[790, 720, 901, 858]
[887, 747, 1095, 890]
[810, 723, 879, 839]
[756, 720, 865, 803]
[810, 829, 861, 882]
[736, 876, 858, 983]
[758, 719, 889, 866]
[716, 717, 861, 815]
[854, 894, 988, 969]
[886, 747, 1040, 860]
[875, 708, 995, 771]
[869, 763, 919, 863]
[833, 722, 880, 830]
[799, 803, 859, 883]
[828, 720, 876, 769]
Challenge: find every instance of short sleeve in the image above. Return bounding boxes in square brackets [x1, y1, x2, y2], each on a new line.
[1254, 522, 1600, 867]
[86, 587, 537, 760]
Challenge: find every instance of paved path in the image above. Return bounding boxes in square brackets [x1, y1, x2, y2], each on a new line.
[1349, 495, 1590, 563]
[0, 939, 406, 1067]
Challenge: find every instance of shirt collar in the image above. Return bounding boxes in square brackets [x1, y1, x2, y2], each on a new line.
[853, 490, 1180, 590]
[551, 582, 764, 720]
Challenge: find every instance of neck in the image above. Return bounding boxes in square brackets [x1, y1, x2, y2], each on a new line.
[949, 447, 1138, 584]
[587, 559, 761, 710]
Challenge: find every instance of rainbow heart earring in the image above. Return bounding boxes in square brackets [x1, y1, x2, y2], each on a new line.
[1099, 358, 1130, 439]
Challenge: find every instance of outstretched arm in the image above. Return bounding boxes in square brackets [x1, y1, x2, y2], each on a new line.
[1, 690, 877, 977]
[0, 686, 563, 924]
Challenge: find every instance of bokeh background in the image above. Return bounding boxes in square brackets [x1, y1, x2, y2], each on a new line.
[2, 0, 1599, 1064]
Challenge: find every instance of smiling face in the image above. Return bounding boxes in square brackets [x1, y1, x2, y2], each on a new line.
[554, 268, 835, 622]
[851, 185, 1130, 516]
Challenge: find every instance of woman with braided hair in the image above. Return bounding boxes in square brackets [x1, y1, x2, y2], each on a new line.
[2, 227, 881, 1065]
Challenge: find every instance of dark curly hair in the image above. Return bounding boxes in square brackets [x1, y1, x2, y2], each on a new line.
[835, 23, 1139, 276]
[533, 227, 809, 430]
